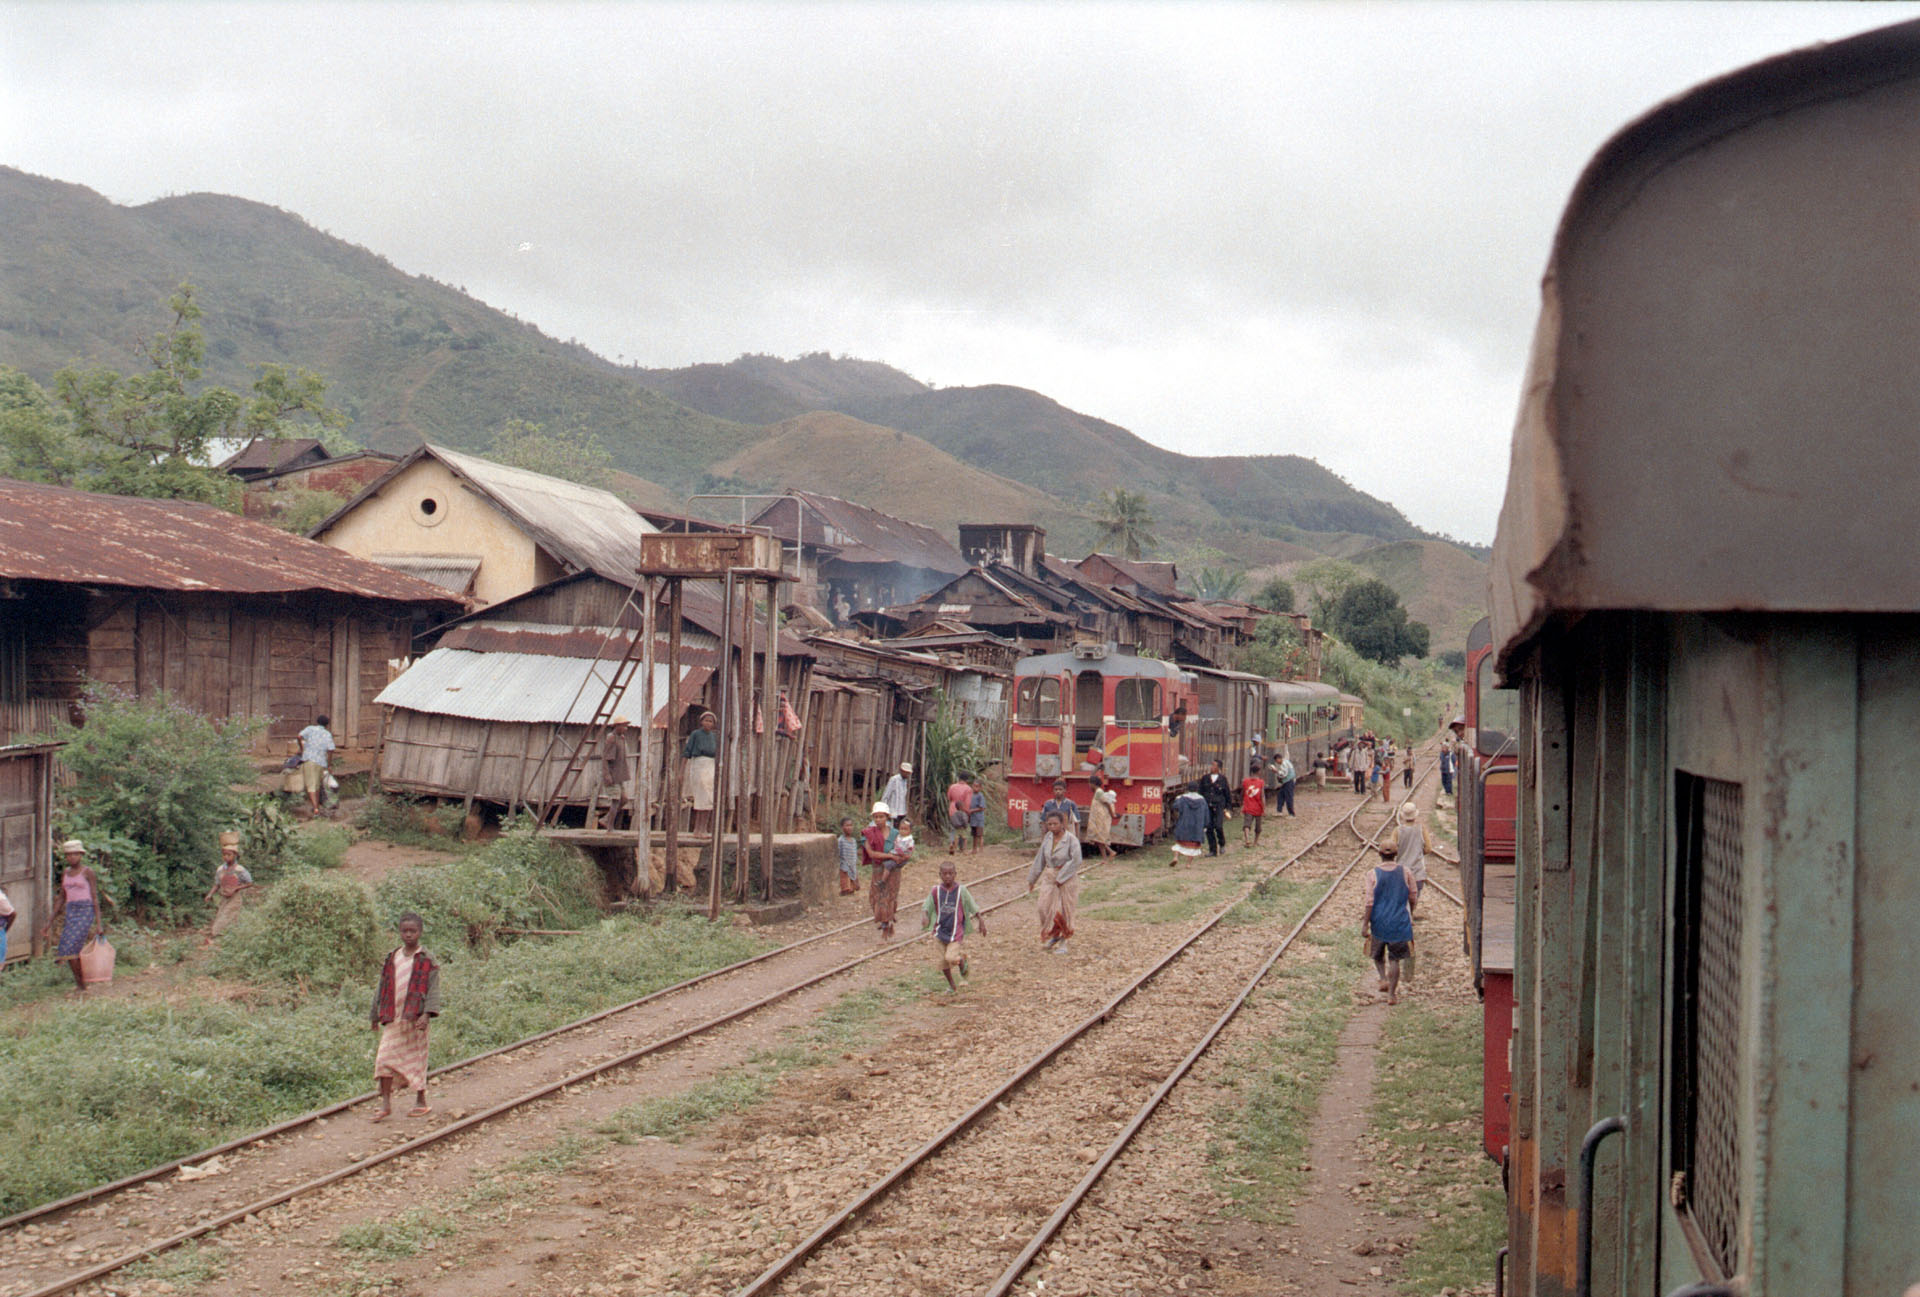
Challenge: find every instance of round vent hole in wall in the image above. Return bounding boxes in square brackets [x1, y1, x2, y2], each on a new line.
[415, 496, 447, 527]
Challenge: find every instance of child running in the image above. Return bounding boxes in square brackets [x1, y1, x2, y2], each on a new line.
[1361, 843, 1415, 1004]
[921, 860, 986, 992]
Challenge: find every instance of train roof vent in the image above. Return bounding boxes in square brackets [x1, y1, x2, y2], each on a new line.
[1071, 641, 1112, 660]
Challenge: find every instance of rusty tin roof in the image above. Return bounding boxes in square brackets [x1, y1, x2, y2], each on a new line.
[0, 477, 462, 605]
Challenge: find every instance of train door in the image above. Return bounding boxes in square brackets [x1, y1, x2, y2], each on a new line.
[1106, 674, 1163, 843]
[1073, 670, 1104, 767]
[1009, 673, 1064, 828]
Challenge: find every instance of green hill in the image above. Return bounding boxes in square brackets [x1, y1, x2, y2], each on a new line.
[0, 167, 1485, 642]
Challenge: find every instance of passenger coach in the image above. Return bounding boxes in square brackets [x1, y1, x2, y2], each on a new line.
[1487, 20, 1920, 1297]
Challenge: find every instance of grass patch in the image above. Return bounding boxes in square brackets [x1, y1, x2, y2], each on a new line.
[123, 1241, 227, 1286]
[600, 1072, 777, 1144]
[1207, 928, 1368, 1221]
[1081, 858, 1262, 924]
[336, 1207, 458, 1259]
[0, 908, 766, 1215]
[355, 792, 469, 852]
[1222, 873, 1319, 926]
[1359, 995, 1505, 1294]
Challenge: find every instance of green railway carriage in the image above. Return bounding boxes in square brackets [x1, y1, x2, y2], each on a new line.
[1487, 20, 1920, 1297]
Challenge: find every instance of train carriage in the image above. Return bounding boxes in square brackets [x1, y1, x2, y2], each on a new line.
[1459, 616, 1519, 1168]
[1486, 20, 1920, 1297]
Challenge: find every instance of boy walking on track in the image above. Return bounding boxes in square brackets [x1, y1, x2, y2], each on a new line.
[922, 860, 985, 991]
[1362, 843, 1415, 1005]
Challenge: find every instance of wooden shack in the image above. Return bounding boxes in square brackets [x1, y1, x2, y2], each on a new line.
[0, 742, 59, 963]
[0, 478, 461, 751]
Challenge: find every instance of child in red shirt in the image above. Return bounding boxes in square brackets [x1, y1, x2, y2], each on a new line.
[1240, 760, 1267, 846]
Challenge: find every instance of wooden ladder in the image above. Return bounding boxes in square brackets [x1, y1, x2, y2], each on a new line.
[525, 585, 648, 827]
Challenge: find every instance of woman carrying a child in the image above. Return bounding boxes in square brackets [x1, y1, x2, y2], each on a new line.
[861, 801, 908, 938]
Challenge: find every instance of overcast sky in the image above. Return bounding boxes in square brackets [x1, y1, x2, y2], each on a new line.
[4, 3, 1913, 543]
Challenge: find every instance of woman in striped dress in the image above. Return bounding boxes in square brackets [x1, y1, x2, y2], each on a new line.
[45, 840, 113, 992]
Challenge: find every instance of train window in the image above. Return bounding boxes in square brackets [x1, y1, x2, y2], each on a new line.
[1669, 772, 1745, 1280]
[1113, 678, 1160, 722]
[1016, 677, 1061, 724]
[1475, 657, 1519, 757]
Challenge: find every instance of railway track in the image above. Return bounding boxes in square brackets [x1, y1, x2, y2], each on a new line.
[0, 849, 1071, 1297]
[731, 759, 1441, 1297]
[2, 776, 1393, 1297]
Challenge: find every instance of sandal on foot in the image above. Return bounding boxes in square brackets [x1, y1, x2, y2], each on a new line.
[408, 1104, 432, 1118]
[371, 1110, 393, 1123]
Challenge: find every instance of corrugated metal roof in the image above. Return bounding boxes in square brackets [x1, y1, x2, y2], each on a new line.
[376, 647, 710, 725]
[313, 445, 658, 584]
[218, 437, 327, 473]
[751, 491, 969, 576]
[374, 553, 482, 593]
[0, 477, 463, 605]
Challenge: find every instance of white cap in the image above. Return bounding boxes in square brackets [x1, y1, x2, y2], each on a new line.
[900, 762, 912, 774]
[871, 801, 891, 815]
[61, 839, 84, 854]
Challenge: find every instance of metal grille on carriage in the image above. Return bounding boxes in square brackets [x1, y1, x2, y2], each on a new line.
[1672, 773, 1744, 1280]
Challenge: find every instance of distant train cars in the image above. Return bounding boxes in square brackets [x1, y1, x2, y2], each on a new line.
[1007, 643, 1359, 843]
[1458, 617, 1518, 1167]
[1486, 21, 1920, 1297]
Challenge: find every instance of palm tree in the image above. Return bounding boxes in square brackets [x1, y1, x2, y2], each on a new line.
[1093, 488, 1159, 560]
[1192, 565, 1249, 600]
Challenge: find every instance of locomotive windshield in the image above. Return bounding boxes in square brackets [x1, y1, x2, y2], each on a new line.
[1113, 678, 1160, 723]
[1016, 676, 1061, 723]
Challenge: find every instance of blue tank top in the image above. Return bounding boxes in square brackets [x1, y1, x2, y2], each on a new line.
[1368, 866, 1414, 943]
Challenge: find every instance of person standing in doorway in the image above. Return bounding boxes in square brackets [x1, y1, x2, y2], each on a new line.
[370, 913, 440, 1121]
[882, 762, 912, 821]
[1200, 760, 1232, 856]
[683, 712, 719, 834]
[298, 715, 336, 818]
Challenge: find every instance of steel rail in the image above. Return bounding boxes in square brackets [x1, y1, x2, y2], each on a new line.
[12, 776, 1394, 1297]
[0, 853, 1040, 1236]
[8, 865, 1079, 1297]
[984, 759, 1439, 1296]
[731, 776, 1410, 1297]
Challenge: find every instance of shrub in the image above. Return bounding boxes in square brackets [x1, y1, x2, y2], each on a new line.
[212, 872, 383, 989]
[920, 698, 985, 821]
[43, 685, 261, 916]
[373, 827, 603, 959]
[357, 792, 465, 848]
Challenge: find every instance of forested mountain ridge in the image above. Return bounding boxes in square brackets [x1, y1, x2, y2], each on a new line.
[0, 167, 1484, 646]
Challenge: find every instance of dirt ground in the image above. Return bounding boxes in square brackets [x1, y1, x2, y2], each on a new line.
[9, 781, 1498, 1297]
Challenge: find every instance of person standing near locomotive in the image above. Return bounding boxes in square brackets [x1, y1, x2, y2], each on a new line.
[1040, 779, 1082, 830]
[1027, 808, 1082, 954]
[1199, 759, 1232, 856]
[1084, 770, 1118, 860]
[1438, 732, 1456, 798]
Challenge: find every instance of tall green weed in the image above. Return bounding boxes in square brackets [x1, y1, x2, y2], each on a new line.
[40, 685, 262, 916]
[373, 826, 603, 958]
[211, 872, 383, 989]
